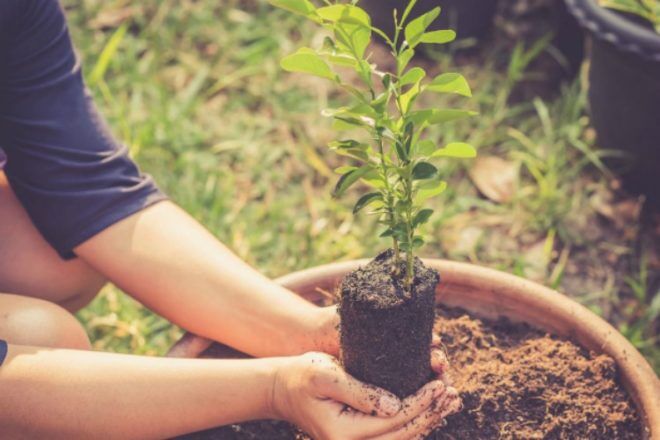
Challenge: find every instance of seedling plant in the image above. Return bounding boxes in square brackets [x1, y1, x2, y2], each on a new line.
[270, 0, 477, 293]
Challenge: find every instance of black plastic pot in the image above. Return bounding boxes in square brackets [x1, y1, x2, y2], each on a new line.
[565, 0, 660, 207]
[554, 0, 586, 75]
[361, 0, 498, 42]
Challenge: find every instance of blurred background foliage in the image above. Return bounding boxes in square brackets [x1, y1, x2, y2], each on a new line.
[64, 0, 659, 371]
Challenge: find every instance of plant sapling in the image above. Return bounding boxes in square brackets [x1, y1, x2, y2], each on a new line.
[270, 0, 476, 398]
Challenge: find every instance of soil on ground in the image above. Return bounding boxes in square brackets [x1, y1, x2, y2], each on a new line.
[176, 306, 645, 440]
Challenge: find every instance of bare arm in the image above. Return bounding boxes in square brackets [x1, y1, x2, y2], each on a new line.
[75, 201, 338, 357]
[1, 344, 456, 440]
[0, 343, 281, 439]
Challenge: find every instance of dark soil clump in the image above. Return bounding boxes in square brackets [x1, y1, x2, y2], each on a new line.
[175, 306, 645, 439]
[339, 249, 439, 398]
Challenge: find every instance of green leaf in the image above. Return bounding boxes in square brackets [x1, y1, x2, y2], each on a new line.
[321, 106, 349, 117]
[335, 147, 369, 161]
[352, 28, 372, 58]
[318, 5, 372, 58]
[362, 170, 386, 188]
[397, 48, 415, 74]
[412, 236, 425, 248]
[268, 0, 316, 17]
[329, 140, 370, 161]
[328, 139, 365, 149]
[380, 223, 407, 241]
[412, 162, 437, 179]
[414, 179, 447, 203]
[395, 141, 408, 162]
[404, 7, 441, 49]
[394, 199, 411, 214]
[413, 209, 434, 227]
[427, 73, 472, 97]
[334, 165, 357, 174]
[407, 109, 478, 125]
[316, 4, 370, 27]
[380, 228, 395, 237]
[392, 223, 408, 242]
[402, 122, 414, 157]
[333, 27, 352, 49]
[399, 67, 426, 87]
[431, 142, 477, 158]
[325, 53, 358, 68]
[400, 78, 422, 114]
[401, 0, 419, 24]
[332, 118, 358, 131]
[353, 192, 383, 214]
[382, 73, 392, 89]
[370, 92, 388, 113]
[335, 115, 375, 130]
[417, 139, 436, 156]
[349, 101, 378, 117]
[419, 29, 456, 44]
[281, 48, 336, 80]
[333, 166, 371, 197]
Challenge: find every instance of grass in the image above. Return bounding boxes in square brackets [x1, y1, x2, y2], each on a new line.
[65, 0, 658, 371]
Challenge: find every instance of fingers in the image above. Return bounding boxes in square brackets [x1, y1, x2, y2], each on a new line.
[312, 359, 402, 417]
[430, 347, 454, 387]
[313, 306, 340, 356]
[346, 379, 446, 437]
[371, 388, 462, 440]
[430, 348, 448, 375]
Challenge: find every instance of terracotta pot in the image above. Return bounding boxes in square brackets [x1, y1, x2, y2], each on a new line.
[167, 259, 660, 437]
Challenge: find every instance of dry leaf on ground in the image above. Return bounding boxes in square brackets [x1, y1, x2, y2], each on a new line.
[90, 6, 142, 29]
[469, 156, 518, 203]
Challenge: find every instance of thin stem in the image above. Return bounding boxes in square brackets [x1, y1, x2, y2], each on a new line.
[377, 134, 400, 273]
[404, 168, 414, 292]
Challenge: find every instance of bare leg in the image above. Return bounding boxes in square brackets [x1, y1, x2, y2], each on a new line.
[0, 172, 106, 312]
[0, 293, 90, 350]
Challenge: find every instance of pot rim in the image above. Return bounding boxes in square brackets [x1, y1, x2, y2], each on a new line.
[168, 258, 660, 437]
[564, 0, 660, 62]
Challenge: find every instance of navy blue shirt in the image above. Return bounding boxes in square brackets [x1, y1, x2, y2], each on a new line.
[0, 0, 166, 259]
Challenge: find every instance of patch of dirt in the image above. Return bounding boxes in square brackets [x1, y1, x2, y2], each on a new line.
[431, 307, 644, 439]
[176, 305, 644, 439]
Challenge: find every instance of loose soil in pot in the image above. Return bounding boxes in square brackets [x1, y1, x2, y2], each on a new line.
[176, 305, 644, 439]
[339, 250, 439, 398]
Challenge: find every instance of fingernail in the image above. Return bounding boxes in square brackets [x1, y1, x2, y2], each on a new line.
[432, 349, 445, 360]
[379, 394, 401, 415]
[432, 352, 446, 370]
[445, 386, 458, 398]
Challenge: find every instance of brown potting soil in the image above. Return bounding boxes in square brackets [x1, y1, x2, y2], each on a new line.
[175, 306, 645, 440]
[339, 250, 439, 398]
[430, 307, 644, 439]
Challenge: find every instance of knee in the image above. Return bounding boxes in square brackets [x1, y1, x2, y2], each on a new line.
[1, 297, 91, 350]
[61, 271, 106, 311]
